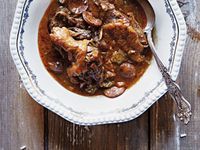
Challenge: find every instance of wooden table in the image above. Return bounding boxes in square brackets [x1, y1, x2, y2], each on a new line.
[0, 0, 199, 149]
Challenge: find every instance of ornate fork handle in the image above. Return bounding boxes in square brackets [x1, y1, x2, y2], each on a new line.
[147, 31, 192, 124]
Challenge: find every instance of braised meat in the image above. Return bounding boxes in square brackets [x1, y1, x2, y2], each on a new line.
[38, 0, 152, 98]
[50, 27, 90, 82]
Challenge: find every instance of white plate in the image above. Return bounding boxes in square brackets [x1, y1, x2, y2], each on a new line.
[10, 0, 186, 125]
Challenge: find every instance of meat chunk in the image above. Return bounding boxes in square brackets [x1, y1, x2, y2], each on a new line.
[43, 0, 151, 97]
[50, 27, 105, 92]
[128, 12, 147, 46]
[50, 27, 89, 54]
[102, 22, 145, 52]
[102, 9, 147, 52]
[50, 27, 90, 81]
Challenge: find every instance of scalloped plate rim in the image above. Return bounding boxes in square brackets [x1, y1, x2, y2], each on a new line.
[10, 0, 187, 125]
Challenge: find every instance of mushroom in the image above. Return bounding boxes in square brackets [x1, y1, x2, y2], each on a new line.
[82, 11, 102, 27]
[68, 0, 88, 14]
[99, 0, 115, 11]
[68, 27, 92, 40]
[48, 7, 86, 31]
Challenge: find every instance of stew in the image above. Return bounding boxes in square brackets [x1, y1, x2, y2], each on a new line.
[38, 0, 152, 98]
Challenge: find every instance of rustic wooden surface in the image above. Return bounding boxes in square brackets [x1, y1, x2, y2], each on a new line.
[0, 0, 199, 150]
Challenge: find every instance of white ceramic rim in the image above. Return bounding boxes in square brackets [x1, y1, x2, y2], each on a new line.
[10, 0, 187, 125]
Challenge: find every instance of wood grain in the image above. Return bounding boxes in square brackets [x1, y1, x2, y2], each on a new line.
[150, 1, 200, 150]
[150, 95, 180, 150]
[47, 111, 149, 150]
[0, 1, 44, 150]
[0, 0, 200, 150]
[179, 35, 200, 150]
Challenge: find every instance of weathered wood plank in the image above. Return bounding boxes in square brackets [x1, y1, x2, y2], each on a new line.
[1, 0, 200, 149]
[47, 111, 92, 150]
[178, 0, 200, 146]
[150, 1, 200, 150]
[47, 111, 149, 150]
[0, 1, 44, 149]
[90, 112, 149, 150]
[179, 36, 200, 150]
[150, 95, 180, 150]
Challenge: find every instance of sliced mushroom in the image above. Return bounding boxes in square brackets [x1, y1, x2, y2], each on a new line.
[48, 7, 86, 31]
[68, 16, 86, 28]
[82, 11, 102, 27]
[104, 86, 126, 98]
[68, 27, 92, 39]
[68, 0, 88, 14]
[104, 9, 129, 24]
[119, 63, 136, 79]
[48, 7, 70, 31]
[99, 0, 115, 11]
